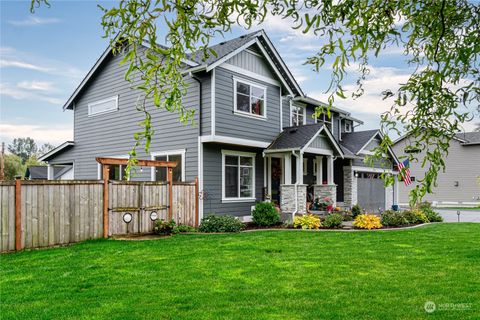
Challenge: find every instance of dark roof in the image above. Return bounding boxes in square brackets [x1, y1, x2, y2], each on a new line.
[267, 124, 324, 150]
[38, 141, 74, 161]
[25, 165, 72, 180]
[455, 132, 480, 145]
[188, 30, 261, 65]
[340, 130, 379, 154]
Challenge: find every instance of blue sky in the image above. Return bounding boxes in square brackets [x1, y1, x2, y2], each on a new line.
[0, 1, 477, 148]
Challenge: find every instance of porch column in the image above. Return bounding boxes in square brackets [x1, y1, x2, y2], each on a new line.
[394, 175, 399, 205]
[297, 152, 304, 185]
[284, 153, 292, 184]
[47, 164, 53, 180]
[267, 157, 272, 196]
[327, 155, 334, 184]
[316, 156, 323, 185]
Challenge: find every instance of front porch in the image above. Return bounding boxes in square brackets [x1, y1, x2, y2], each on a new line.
[263, 124, 344, 219]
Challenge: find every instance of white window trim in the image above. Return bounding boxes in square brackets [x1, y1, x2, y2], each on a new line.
[290, 103, 306, 126]
[221, 150, 256, 203]
[97, 154, 129, 180]
[233, 77, 267, 120]
[88, 95, 118, 117]
[150, 149, 186, 182]
[345, 121, 352, 133]
[315, 113, 333, 132]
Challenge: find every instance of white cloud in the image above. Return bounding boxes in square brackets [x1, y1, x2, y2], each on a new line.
[17, 81, 55, 92]
[0, 83, 63, 105]
[0, 47, 85, 79]
[0, 123, 72, 145]
[8, 17, 61, 27]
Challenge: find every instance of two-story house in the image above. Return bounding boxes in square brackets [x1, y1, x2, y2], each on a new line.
[40, 30, 400, 220]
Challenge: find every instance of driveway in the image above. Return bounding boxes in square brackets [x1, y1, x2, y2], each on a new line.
[436, 209, 480, 223]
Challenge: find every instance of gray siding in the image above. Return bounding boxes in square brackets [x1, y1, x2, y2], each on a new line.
[214, 66, 282, 141]
[202, 143, 264, 216]
[392, 138, 480, 203]
[51, 49, 200, 181]
[226, 49, 276, 79]
[353, 157, 393, 169]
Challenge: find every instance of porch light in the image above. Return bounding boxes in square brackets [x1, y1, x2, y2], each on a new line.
[354, 172, 359, 178]
[150, 211, 158, 221]
[123, 212, 133, 223]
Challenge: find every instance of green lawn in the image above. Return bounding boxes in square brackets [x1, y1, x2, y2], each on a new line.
[1, 224, 479, 319]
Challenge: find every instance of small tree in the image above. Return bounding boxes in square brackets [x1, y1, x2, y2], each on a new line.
[4, 154, 24, 180]
[8, 138, 37, 164]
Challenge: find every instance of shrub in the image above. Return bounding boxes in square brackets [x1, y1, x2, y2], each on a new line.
[323, 213, 344, 229]
[351, 204, 363, 218]
[353, 214, 382, 230]
[198, 215, 245, 233]
[153, 219, 176, 235]
[403, 209, 429, 224]
[381, 210, 409, 227]
[342, 211, 354, 221]
[172, 224, 197, 234]
[293, 214, 322, 230]
[421, 207, 443, 222]
[252, 202, 280, 226]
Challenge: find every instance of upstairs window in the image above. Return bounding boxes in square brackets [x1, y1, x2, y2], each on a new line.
[345, 121, 352, 133]
[316, 113, 333, 132]
[291, 104, 306, 126]
[234, 79, 266, 118]
[88, 96, 118, 116]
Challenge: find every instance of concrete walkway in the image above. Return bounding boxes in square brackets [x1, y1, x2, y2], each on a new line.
[437, 209, 480, 223]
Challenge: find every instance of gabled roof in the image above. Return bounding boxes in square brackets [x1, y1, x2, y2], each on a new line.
[393, 130, 480, 146]
[341, 130, 379, 154]
[25, 165, 72, 180]
[38, 141, 74, 162]
[293, 96, 364, 124]
[265, 123, 344, 157]
[188, 30, 304, 97]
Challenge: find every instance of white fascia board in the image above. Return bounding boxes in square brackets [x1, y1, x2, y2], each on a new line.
[200, 135, 270, 148]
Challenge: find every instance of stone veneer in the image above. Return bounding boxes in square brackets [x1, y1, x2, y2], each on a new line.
[313, 184, 337, 206]
[280, 184, 307, 217]
[343, 166, 357, 208]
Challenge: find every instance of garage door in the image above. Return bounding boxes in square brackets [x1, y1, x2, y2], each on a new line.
[357, 173, 385, 212]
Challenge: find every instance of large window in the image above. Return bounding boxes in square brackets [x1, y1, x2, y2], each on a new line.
[234, 79, 266, 118]
[222, 150, 255, 201]
[88, 96, 118, 116]
[291, 104, 306, 126]
[316, 113, 333, 131]
[151, 150, 185, 182]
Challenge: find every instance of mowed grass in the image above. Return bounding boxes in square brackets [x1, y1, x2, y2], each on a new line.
[1, 224, 479, 320]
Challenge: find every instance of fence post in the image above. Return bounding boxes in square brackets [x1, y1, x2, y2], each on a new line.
[168, 168, 173, 220]
[194, 176, 199, 227]
[103, 165, 110, 238]
[14, 176, 22, 251]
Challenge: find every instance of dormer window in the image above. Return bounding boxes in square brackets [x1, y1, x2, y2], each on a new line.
[345, 121, 352, 133]
[291, 104, 306, 126]
[316, 113, 333, 132]
[234, 78, 266, 118]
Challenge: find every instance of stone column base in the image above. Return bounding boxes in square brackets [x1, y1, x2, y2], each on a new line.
[280, 184, 308, 217]
[313, 184, 337, 206]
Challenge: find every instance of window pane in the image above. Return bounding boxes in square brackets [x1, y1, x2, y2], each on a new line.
[89, 97, 117, 115]
[169, 154, 182, 181]
[109, 165, 120, 180]
[240, 167, 253, 197]
[298, 112, 304, 125]
[237, 94, 250, 112]
[154, 155, 167, 181]
[225, 155, 238, 165]
[240, 156, 252, 166]
[251, 97, 264, 115]
[237, 82, 249, 95]
[251, 86, 264, 99]
[225, 166, 238, 197]
[292, 112, 298, 126]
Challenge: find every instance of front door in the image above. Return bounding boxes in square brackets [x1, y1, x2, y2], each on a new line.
[270, 157, 283, 204]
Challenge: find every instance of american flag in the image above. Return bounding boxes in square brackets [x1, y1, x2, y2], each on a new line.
[398, 159, 412, 186]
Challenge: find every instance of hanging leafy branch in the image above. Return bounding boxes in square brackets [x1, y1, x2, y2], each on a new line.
[31, 0, 479, 204]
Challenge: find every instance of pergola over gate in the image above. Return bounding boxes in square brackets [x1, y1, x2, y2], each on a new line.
[96, 157, 178, 238]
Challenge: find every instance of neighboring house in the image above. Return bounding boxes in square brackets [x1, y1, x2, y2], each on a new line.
[25, 165, 73, 180]
[393, 132, 480, 206]
[40, 30, 399, 219]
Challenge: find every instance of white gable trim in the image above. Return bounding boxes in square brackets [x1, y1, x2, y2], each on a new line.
[301, 126, 344, 158]
[356, 131, 380, 155]
[39, 141, 74, 161]
[206, 38, 258, 72]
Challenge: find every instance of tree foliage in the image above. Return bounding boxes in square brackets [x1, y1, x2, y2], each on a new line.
[31, 0, 480, 204]
[8, 137, 38, 164]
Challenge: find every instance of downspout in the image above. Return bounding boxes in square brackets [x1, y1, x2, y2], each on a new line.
[189, 73, 202, 134]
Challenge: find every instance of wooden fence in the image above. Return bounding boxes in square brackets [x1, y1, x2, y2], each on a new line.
[0, 178, 198, 252]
